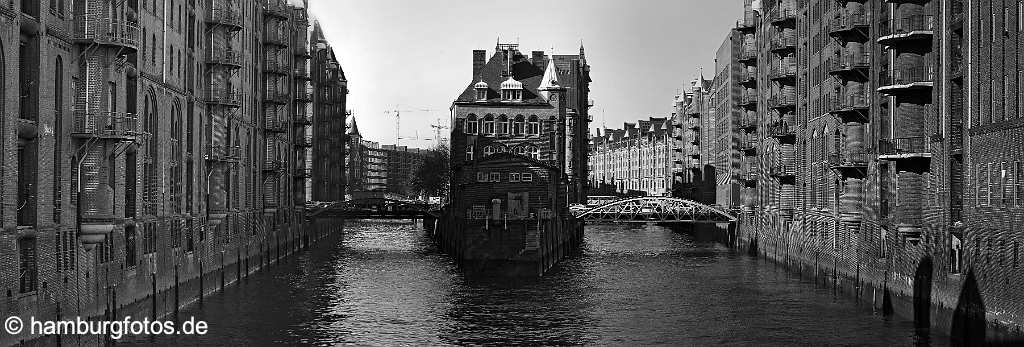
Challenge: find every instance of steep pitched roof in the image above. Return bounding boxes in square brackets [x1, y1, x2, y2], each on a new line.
[346, 116, 360, 136]
[454, 48, 550, 105]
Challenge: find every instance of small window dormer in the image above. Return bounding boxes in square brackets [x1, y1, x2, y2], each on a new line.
[501, 77, 523, 101]
[474, 80, 488, 101]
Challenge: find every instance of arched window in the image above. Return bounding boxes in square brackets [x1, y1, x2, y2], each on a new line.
[483, 114, 495, 134]
[513, 145, 526, 156]
[484, 145, 495, 156]
[465, 114, 479, 134]
[513, 115, 525, 135]
[528, 115, 539, 135]
[497, 115, 509, 134]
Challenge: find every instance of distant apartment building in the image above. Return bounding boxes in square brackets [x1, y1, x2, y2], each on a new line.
[589, 118, 673, 197]
[381, 144, 430, 198]
[344, 117, 429, 199]
[0, 1, 346, 345]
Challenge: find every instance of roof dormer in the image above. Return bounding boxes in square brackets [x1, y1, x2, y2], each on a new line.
[474, 79, 489, 101]
[500, 76, 523, 102]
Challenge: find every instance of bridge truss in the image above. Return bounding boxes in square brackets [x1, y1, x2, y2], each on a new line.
[572, 197, 737, 224]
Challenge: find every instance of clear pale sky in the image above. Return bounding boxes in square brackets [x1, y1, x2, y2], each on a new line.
[307, 0, 743, 149]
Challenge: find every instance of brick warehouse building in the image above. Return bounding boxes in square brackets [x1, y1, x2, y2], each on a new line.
[589, 118, 674, 197]
[0, 0, 347, 345]
[671, 0, 1024, 340]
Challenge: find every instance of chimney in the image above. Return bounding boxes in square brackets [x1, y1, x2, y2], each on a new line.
[472, 50, 486, 79]
[532, 51, 545, 69]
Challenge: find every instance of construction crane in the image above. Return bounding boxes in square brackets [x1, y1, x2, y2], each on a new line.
[384, 105, 439, 146]
[430, 119, 450, 144]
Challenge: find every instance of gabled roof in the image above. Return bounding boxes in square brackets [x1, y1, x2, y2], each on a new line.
[346, 116, 360, 136]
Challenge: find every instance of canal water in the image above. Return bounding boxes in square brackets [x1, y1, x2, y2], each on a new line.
[123, 221, 948, 346]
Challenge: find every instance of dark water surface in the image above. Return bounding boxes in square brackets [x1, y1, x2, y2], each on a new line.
[123, 221, 948, 346]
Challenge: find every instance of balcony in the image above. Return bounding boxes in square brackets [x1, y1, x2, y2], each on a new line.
[205, 89, 242, 107]
[737, 170, 759, 182]
[294, 168, 312, 178]
[739, 49, 758, 64]
[263, 32, 289, 47]
[739, 140, 758, 155]
[826, 52, 870, 79]
[736, 18, 757, 32]
[738, 117, 758, 131]
[263, 159, 284, 173]
[294, 67, 311, 80]
[205, 145, 241, 163]
[739, 94, 758, 109]
[265, 91, 290, 105]
[766, 122, 796, 141]
[826, 94, 870, 122]
[769, 164, 797, 178]
[767, 94, 796, 111]
[769, 6, 796, 25]
[295, 136, 313, 147]
[770, 35, 797, 53]
[206, 7, 243, 31]
[739, 70, 757, 87]
[768, 64, 796, 83]
[71, 112, 139, 140]
[878, 15, 934, 45]
[828, 152, 870, 177]
[687, 119, 700, 130]
[263, 1, 290, 19]
[264, 118, 287, 133]
[878, 65, 934, 94]
[206, 49, 243, 68]
[264, 59, 289, 75]
[828, 13, 870, 40]
[295, 86, 313, 102]
[74, 15, 141, 52]
[878, 137, 931, 160]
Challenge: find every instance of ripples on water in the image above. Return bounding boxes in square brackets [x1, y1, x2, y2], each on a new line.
[124, 221, 947, 346]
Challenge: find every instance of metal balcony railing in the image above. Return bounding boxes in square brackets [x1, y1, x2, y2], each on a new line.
[294, 67, 311, 79]
[265, 91, 290, 104]
[264, 118, 287, 132]
[829, 12, 870, 36]
[768, 94, 796, 109]
[739, 140, 758, 153]
[72, 111, 139, 139]
[207, 49, 242, 67]
[263, 159, 284, 172]
[826, 93, 870, 113]
[295, 136, 313, 147]
[766, 122, 796, 138]
[879, 65, 934, 88]
[879, 137, 930, 157]
[770, 35, 797, 52]
[827, 152, 870, 168]
[769, 64, 797, 81]
[879, 15, 935, 39]
[688, 119, 700, 129]
[206, 7, 243, 29]
[739, 48, 758, 63]
[740, 94, 758, 107]
[205, 145, 241, 162]
[263, 31, 289, 46]
[740, 70, 757, 86]
[770, 164, 797, 177]
[826, 52, 871, 75]
[263, 0, 290, 19]
[769, 6, 796, 24]
[205, 89, 242, 107]
[74, 15, 141, 50]
[263, 59, 289, 75]
[293, 113, 312, 125]
[294, 168, 312, 178]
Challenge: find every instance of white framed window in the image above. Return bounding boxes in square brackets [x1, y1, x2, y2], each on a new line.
[513, 146, 526, 157]
[466, 145, 474, 161]
[527, 115, 540, 135]
[510, 173, 521, 182]
[513, 115, 525, 135]
[522, 173, 533, 182]
[529, 146, 540, 160]
[477, 172, 487, 182]
[465, 115, 479, 134]
[497, 115, 509, 134]
[484, 145, 495, 156]
[476, 89, 487, 101]
[489, 172, 500, 182]
[483, 115, 495, 134]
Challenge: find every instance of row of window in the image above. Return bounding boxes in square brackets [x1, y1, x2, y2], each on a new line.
[465, 114, 541, 136]
[466, 144, 541, 161]
[476, 172, 535, 183]
[976, 161, 1024, 207]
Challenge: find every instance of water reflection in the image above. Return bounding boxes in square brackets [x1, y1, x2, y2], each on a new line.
[123, 221, 950, 346]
